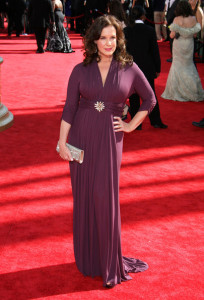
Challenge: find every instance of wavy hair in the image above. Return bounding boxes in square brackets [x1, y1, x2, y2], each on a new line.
[83, 15, 133, 67]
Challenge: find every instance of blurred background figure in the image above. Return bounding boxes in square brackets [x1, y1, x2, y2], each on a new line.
[7, 0, 26, 36]
[70, 0, 85, 33]
[165, 0, 179, 24]
[107, 0, 128, 28]
[61, 0, 65, 13]
[0, 0, 8, 29]
[153, 0, 167, 40]
[46, 0, 74, 52]
[124, 5, 167, 129]
[165, 0, 180, 27]
[189, 0, 204, 38]
[164, 0, 177, 41]
[129, 0, 156, 28]
[28, 0, 54, 53]
[83, 0, 108, 33]
[132, 0, 149, 8]
[189, 0, 204, 61]
[189, 0, 203, 28]
[121, 0, 132, 16]
[162, 0, 204, 102]
[65, 0, 71, 29]
[165, 0, 180, 61]
[22, 0, 32, 35]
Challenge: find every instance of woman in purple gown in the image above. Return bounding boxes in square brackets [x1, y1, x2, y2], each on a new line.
[58, 15, 156, 288]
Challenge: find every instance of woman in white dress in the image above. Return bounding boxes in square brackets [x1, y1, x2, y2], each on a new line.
[161, 0, 204, 102]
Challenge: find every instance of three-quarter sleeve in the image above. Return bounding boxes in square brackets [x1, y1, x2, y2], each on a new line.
[129, 63, 156, 114]
[61, 64, 81, 125]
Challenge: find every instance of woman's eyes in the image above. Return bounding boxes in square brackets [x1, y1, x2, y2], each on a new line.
[100, 37, 116, 40]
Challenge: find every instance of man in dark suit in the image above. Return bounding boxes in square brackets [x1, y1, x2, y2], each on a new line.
[7, 0, 26, 36]
[124, 5, 167, 129]
[28, 0, 54, 53]
[166, 0, 179, 26]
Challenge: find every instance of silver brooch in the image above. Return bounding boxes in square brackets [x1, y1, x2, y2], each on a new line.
[94, 101, 105, 112]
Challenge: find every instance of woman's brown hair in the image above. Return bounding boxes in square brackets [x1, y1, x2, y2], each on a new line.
[83, 15, 133, 67]
[175, 1, 194, 17]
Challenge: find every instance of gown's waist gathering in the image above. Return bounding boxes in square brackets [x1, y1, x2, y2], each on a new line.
[79, 98, 124, 115]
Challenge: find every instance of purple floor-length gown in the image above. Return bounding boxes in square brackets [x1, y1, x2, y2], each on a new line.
[62, 59, 156, 287]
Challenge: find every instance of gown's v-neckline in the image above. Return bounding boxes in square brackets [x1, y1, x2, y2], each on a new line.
[96, 58, 113, 88]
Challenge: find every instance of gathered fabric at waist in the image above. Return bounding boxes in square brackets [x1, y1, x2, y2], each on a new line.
[79, 98, 124, 115]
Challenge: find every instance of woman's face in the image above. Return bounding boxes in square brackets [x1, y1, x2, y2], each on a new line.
[189, 0, 197, 8]
[95, 25, 117, 60]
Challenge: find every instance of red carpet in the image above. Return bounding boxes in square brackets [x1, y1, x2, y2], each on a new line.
[0, 29, 204, 300]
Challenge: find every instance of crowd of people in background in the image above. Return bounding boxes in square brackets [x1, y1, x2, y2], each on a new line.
[0, 0, 203, 125]
[0, 0, 203, 39]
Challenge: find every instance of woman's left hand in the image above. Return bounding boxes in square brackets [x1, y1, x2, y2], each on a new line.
[113, 116, 131, 133]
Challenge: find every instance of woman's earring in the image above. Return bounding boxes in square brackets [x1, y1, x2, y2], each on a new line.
[94, 45, 98, 53]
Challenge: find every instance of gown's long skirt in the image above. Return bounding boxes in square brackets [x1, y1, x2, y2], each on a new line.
[68, 99, 148, 287]
[161, 37, 204, 102]
[46, 9, 74, 53]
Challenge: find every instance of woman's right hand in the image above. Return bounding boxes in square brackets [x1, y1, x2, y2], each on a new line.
[113, 116, 132, 133]
[58, 142, 73, 161]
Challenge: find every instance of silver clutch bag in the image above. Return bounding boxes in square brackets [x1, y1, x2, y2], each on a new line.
[56, 142, 84, 164]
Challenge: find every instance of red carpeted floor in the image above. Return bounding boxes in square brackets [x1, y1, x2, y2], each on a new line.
[0, 29, 204, 300]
